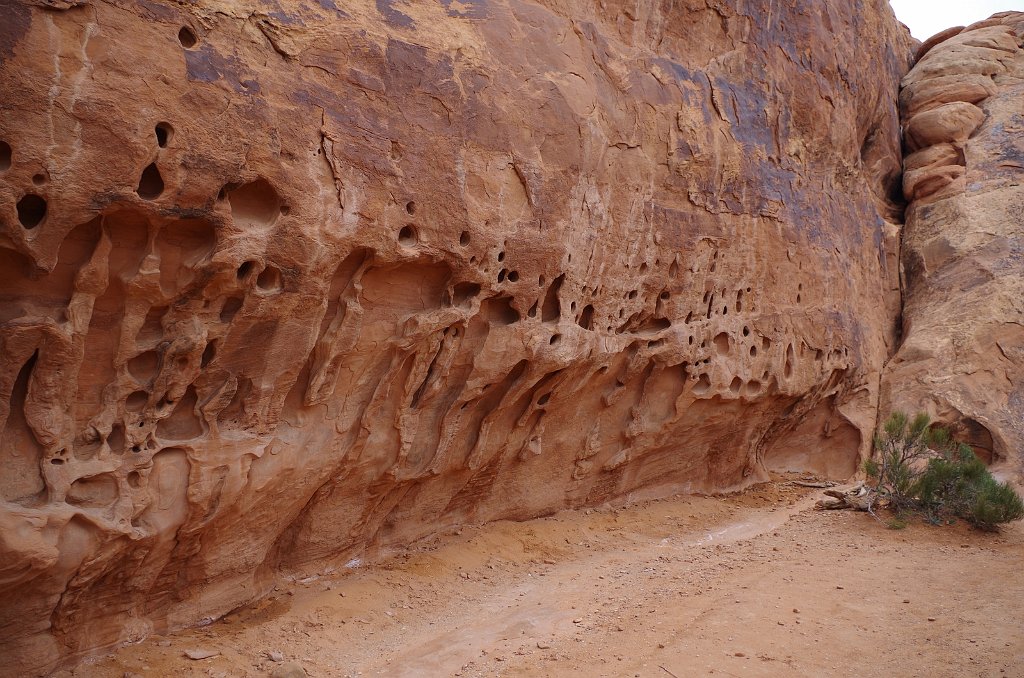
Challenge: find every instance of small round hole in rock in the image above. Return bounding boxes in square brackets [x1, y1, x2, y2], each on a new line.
[256, 266, 283, 293]
[507, 271, 519, 283]
[0, 141, 10, 170]
[32, 173, 47, 186]
[50, 458, 65, 465]
[279, 205, 290, 216]
[549, 334, 561, 345]
[405, 201, 416, 215]
[497, 269, 507, 283]
[155, 122, 173, 148]
[497, 250, 505, 262]
[136, 163, 164, 200]
[398, 225, 417, 247]
[459, 231, 470, 246]
[17, 194, 47, 229]
[178, 26, 197, 48]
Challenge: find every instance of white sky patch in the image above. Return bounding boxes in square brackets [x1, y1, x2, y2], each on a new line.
[888, 0, 1023, 40]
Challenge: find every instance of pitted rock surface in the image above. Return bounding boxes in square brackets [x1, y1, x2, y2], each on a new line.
[0, 1, 912, 674]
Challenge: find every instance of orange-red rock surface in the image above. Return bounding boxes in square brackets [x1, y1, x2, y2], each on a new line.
[881, 12, 1024, 475]
[0, 1, 913, 674]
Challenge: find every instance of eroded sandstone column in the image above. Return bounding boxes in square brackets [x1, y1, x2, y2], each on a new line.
[881, 12, 1024, 476]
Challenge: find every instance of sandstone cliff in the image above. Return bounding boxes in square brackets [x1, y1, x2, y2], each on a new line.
[881, 12, 1024, 477]
[0, 0, 912, 674]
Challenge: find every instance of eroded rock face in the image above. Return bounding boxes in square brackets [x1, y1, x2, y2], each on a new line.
[0, 1, 910, 673]
[882, 12, 1024, 474]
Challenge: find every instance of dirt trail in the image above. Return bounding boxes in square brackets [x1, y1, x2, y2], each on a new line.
[63, 478, 1024, 678]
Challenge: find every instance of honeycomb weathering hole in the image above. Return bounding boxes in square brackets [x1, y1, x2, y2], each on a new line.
[178, 26, 197, 48]
[714, 332, 731, 355]
[256, 266, 283, 293]
[127, 351, 160, 382]
[201, 340, 218, 368]
[452, 282, 481, 308]
[398, 225, 417, 247]
[17, 194, 47, 229]
[126, 390, 149, 412]
[155, 122, 173, 148]
[237, 261, 256, 279]
[578, 304, 594, 330]
[226, 179, 281, 230]
[483, 296, 520, 325]
[137, 163, 164, 200]
[0, 140, 10, 170]
[66, 474, 118, 508]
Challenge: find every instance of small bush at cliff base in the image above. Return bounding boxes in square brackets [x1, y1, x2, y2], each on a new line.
[866, 412, 1024, 531]
[969, 480, 1024, 530]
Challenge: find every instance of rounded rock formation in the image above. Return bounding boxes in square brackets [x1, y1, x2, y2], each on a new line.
[882, 12, 1024, 477]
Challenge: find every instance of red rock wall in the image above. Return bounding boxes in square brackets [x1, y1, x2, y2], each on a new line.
[0, 0, 911, 673]
[882, 12, 1024, 475]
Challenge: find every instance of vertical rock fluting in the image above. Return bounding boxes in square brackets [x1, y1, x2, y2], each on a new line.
[0, 1, 910, 673]
[882, 12, 1024, 475]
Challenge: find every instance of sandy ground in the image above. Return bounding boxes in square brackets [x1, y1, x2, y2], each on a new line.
[60, 476, 1024, 678]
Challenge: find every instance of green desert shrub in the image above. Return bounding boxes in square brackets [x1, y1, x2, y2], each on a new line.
[866, 411, 1024, 531]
